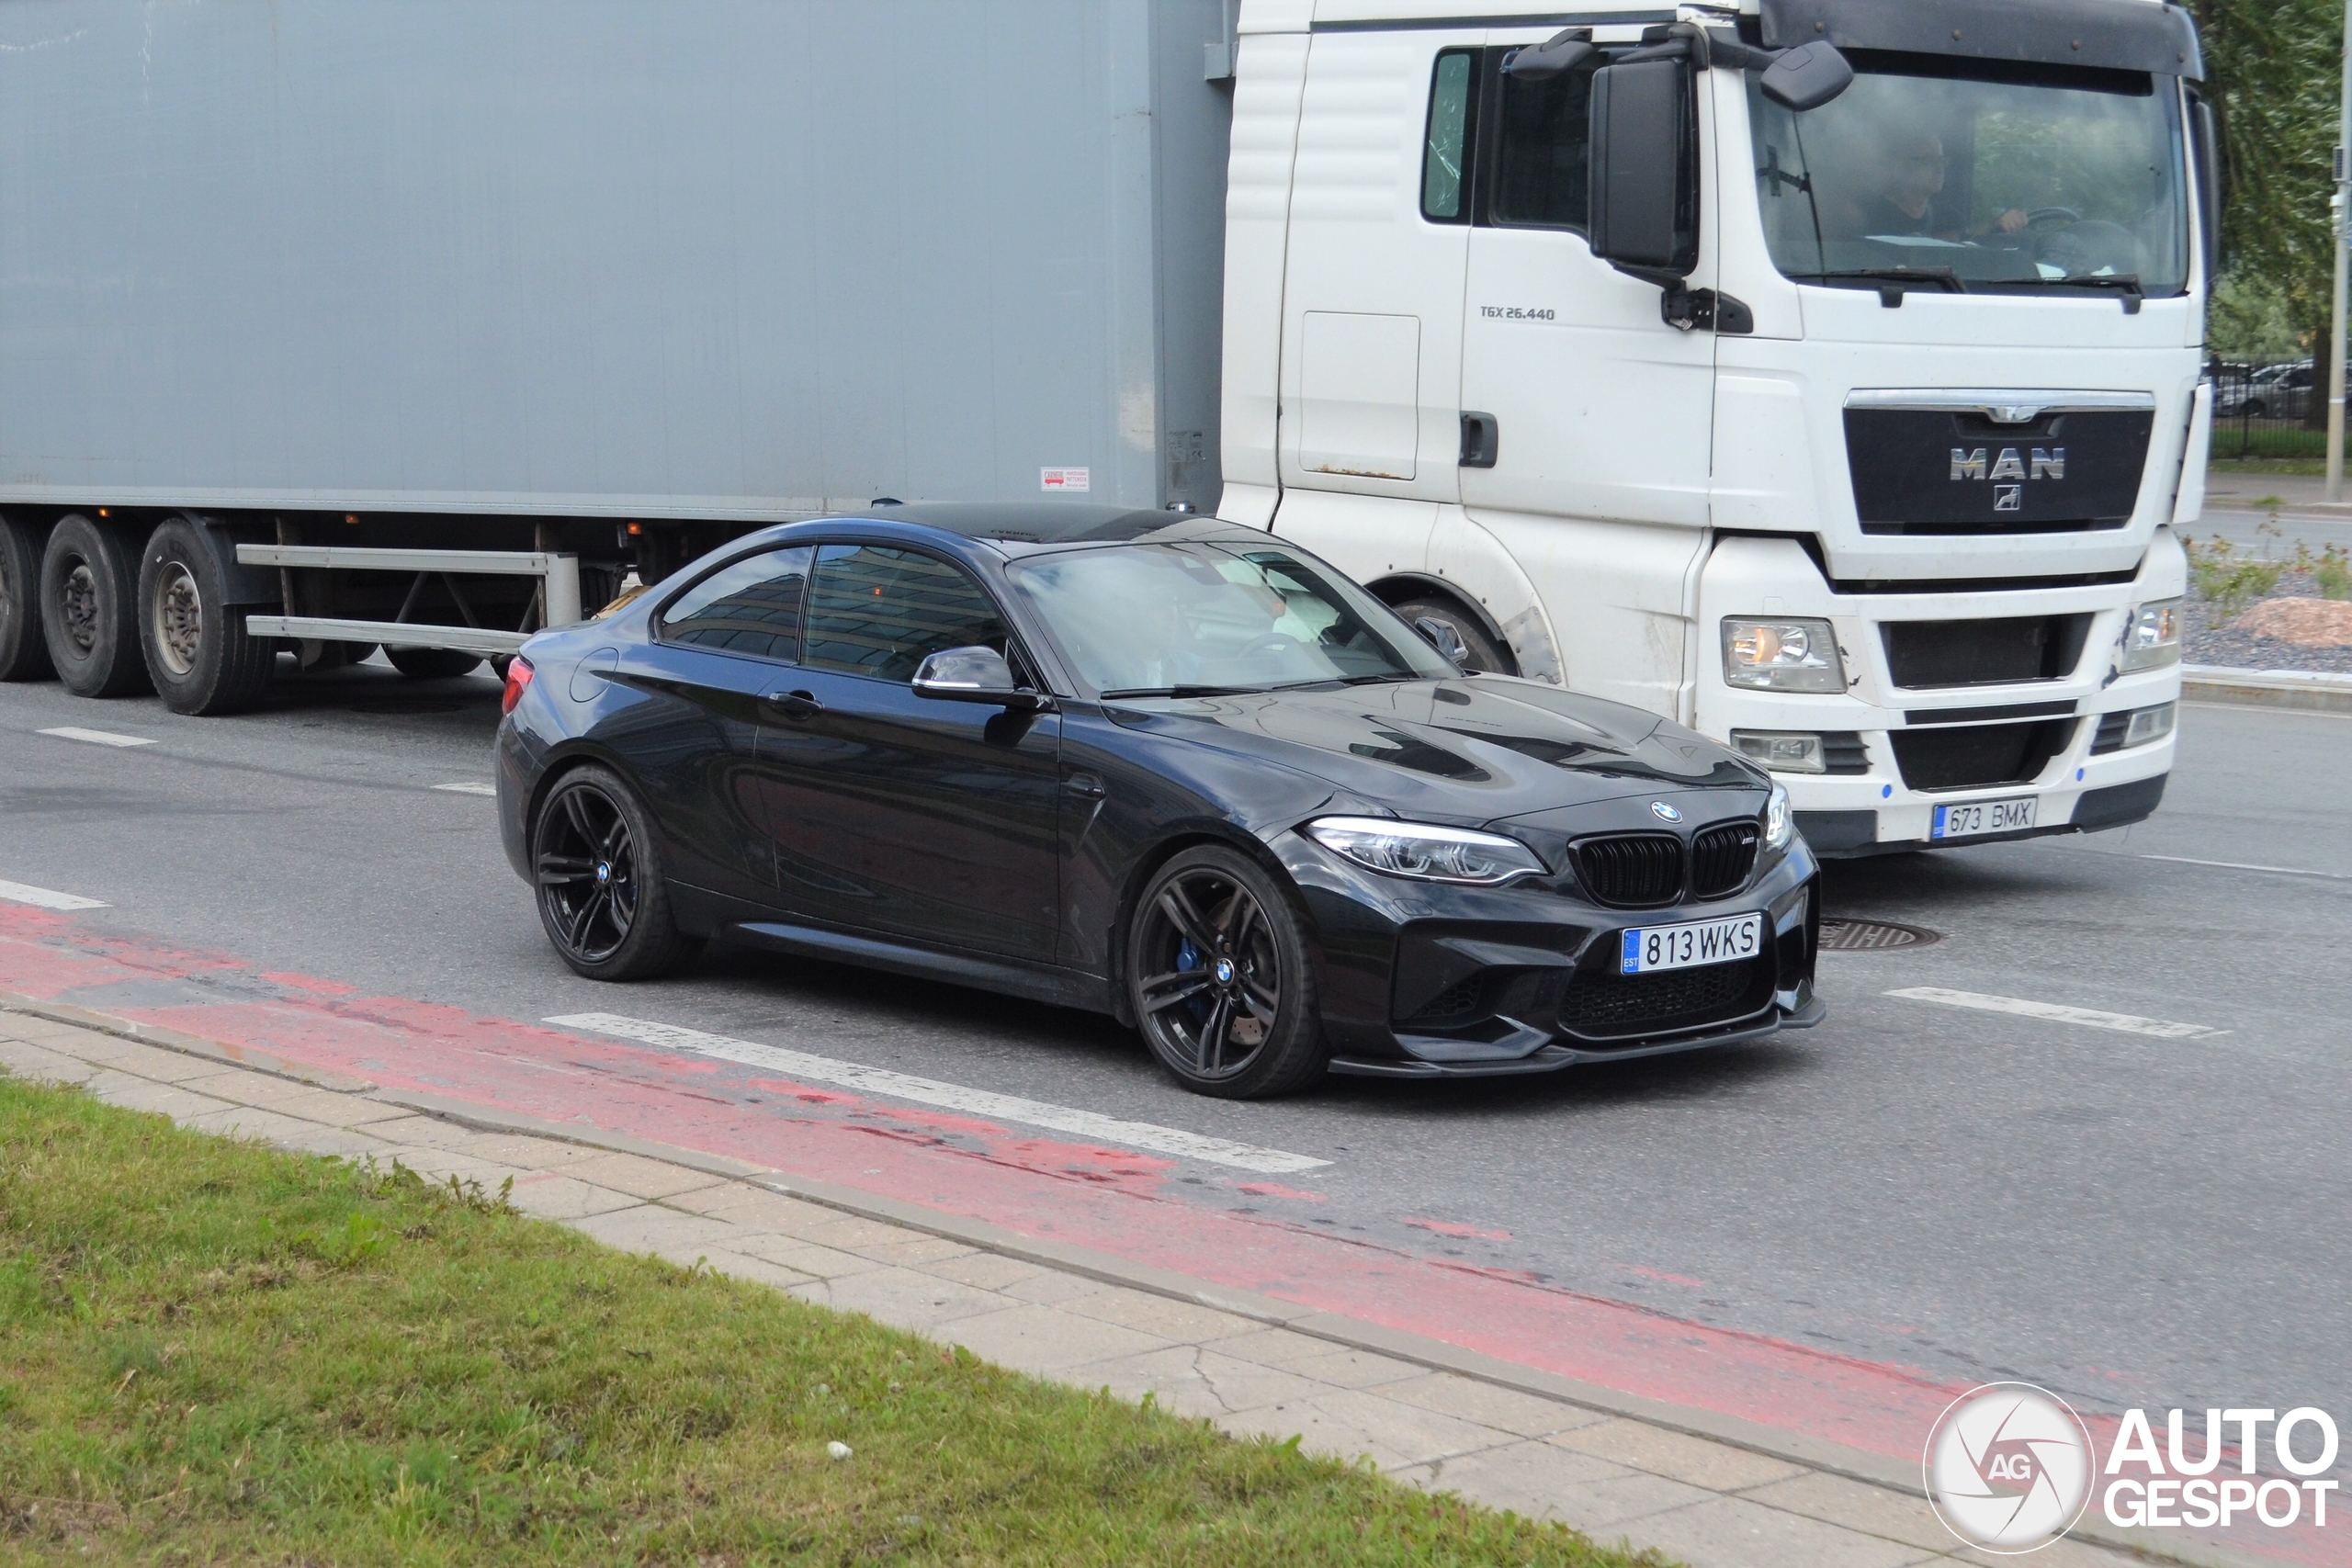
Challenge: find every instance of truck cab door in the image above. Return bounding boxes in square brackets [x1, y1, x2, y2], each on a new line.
[1456, 44, 1717, 530]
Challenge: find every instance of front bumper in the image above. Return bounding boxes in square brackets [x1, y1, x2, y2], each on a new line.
[1275, 825, 1823, 1080]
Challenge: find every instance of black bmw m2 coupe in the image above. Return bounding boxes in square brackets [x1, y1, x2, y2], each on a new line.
[496, 504, 1822, 1098]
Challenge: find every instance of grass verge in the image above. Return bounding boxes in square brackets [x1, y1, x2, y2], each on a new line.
[0, 1076, 1658, 1566]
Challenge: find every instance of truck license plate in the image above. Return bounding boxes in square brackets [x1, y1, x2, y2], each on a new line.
[1620, 913, 1764, 976]
[1931, 796, 2038, 840]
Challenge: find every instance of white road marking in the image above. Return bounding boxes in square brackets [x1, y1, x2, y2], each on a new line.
[2139, 853, 2352, 883]
[432, 782, 498, 796]
[1886, 987, 2222, 1040]
[0, 878, 109, 910]
[547, 1011, 1332, 1175]
[37, 726, 153, 748]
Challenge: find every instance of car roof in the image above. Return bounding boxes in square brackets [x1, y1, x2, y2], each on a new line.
[821, 502, 1275, 555]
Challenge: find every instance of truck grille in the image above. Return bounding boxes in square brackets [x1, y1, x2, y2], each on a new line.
[1844, 407, 2152, 534]
[1890, 719, 2078, 792]
[1689, 822, 1759, 899]
[1571, 834, 1683, 908]
[1882, 615, 2093, 688]
[1557, 958, 1766, 1037]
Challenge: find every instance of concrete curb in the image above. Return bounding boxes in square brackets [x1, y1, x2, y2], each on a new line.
[2183, 664, 2352, 715]
[0, 990, 2278, 1568]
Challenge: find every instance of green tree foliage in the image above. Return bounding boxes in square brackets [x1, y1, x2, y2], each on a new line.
[2193, 0, 2339, 367]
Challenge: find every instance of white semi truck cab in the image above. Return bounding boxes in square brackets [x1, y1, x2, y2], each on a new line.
[1225, 0, 2206, 853]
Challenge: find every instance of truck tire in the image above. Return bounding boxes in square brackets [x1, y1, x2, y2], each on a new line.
[41, 513, 151, 698]
[0, 513, 54, 682]
[386, 646, 483, 679]
[136, 517, 276, 716]
[1391, 595, 1513, 674]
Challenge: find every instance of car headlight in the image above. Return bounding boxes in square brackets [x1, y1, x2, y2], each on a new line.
[1764, 783, 1793, 851]
[2120, 597, 2182, 672]
[1304, 817, 1547, 886]
[1722, 618, 1846, 693]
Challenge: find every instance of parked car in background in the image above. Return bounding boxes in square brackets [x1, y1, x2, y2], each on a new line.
[2218, 361, 2314, 421]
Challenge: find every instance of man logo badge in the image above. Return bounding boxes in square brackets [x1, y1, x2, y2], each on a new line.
[1994, 484, 2022, 512]
[1951, 445, 2063, 515]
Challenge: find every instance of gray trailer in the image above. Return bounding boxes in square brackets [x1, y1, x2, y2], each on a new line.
[0, 0, 1235, 711]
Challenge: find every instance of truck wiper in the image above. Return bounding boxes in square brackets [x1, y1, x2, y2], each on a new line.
[1990, 273, 2145, 313]
[1801, 267, 1965, 295]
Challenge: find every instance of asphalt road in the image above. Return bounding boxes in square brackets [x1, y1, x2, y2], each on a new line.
[3, 657, 2346, 1451]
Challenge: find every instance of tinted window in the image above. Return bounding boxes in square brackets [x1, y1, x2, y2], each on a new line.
[801, 545, 1009, 682]
[1422, 50, 1478, 221]
[658, 547, 812, 660]
[1493, 60, 1598, 230]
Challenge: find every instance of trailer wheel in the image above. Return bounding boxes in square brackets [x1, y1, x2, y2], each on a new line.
[41, 513, 151, 698]
[1389, 595, 1513, 674]
[0, 513, 54, 682]
[386, 647, 484, 679]
[134, 518, 276, 715]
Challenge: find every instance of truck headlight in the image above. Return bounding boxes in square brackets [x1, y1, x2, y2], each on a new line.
[2120, 597, 2182, 671]
[1304, 817, 1547, 886]
[1722, 618, 1845, 693]
[1765, 783, 1793, 850]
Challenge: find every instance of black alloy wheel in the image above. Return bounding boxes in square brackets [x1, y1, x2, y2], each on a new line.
[1127, 845, 1326, 1098]
[530, 766, 700, 980]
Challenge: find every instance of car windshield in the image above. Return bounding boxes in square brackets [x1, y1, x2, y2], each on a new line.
[1747, 56, 2188, 295]
[1006, 540, 1456, 696]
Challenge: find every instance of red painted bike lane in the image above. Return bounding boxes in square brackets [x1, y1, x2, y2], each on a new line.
[1, 903, 2335, 1565]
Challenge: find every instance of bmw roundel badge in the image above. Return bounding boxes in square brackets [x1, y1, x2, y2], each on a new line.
[1650, 801, 1682, 822]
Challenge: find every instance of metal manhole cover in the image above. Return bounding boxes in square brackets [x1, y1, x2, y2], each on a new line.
[1819, 919, 1939, 952]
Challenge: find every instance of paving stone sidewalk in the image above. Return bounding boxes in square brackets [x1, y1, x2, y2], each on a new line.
[0, 1008, 2154, 1568]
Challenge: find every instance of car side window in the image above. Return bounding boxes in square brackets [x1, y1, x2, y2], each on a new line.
[800, 544, 1010, 682]
[656, 547, 813, 661]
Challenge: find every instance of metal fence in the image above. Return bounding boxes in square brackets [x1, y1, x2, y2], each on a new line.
[2207, 359, 2327, 460]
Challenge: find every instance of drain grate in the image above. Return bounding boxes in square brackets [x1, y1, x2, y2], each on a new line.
[1819, 919, 1939, 952]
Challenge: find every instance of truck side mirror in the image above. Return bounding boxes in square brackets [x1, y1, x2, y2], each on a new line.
[1587, 58, 1697, 276]
[1758, 40, 1851, 112]
[1505, 28, 1594, 81]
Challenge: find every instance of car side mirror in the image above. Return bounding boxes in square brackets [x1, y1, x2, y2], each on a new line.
[1412, 616, 1469, 666]
[1588, 58, 1697, 276]
[911, 646, 1050, 710]
[1758, 40, 1851, 112]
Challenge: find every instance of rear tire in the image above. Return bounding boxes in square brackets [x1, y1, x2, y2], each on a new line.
[1126, 845, 1327, 1099]
[529, 764, 702, 981]
[41, 513, 150, 698]
[1391, 596, 1511, 674]
[386, 646, 485, 679]
[0, 513, 53, 682]
[136, 517, 276, 716]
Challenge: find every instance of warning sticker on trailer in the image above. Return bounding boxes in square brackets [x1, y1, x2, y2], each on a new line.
[1041, 467, 1091, 492]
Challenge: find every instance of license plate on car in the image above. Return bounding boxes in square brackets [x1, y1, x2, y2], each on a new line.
[1620, 913, 1764, 976]
[1931, 796, 2037, 840]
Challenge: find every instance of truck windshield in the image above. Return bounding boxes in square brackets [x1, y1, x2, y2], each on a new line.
[1747, 56, 2188, 297]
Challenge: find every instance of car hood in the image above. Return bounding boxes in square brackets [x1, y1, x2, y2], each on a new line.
[1100, 676, 1760, 825]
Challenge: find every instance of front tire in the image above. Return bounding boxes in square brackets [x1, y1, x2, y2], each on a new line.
[41, 513, 149, 698]
[0, 513, 53, 682]
[530, 764, 701, 981]
[1126, 845, 1327, 1099]
[1391, 596, 1511, 674]
[137, 517, 276, 716]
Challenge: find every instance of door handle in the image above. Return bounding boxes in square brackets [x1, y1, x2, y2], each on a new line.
[1062, 773, 1105, 798]
[763, 689, 823, 719]
[1459, 411, 1498, 468]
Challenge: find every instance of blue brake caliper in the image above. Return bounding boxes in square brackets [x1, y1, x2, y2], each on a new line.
[1175, 937, 1213, 1026]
